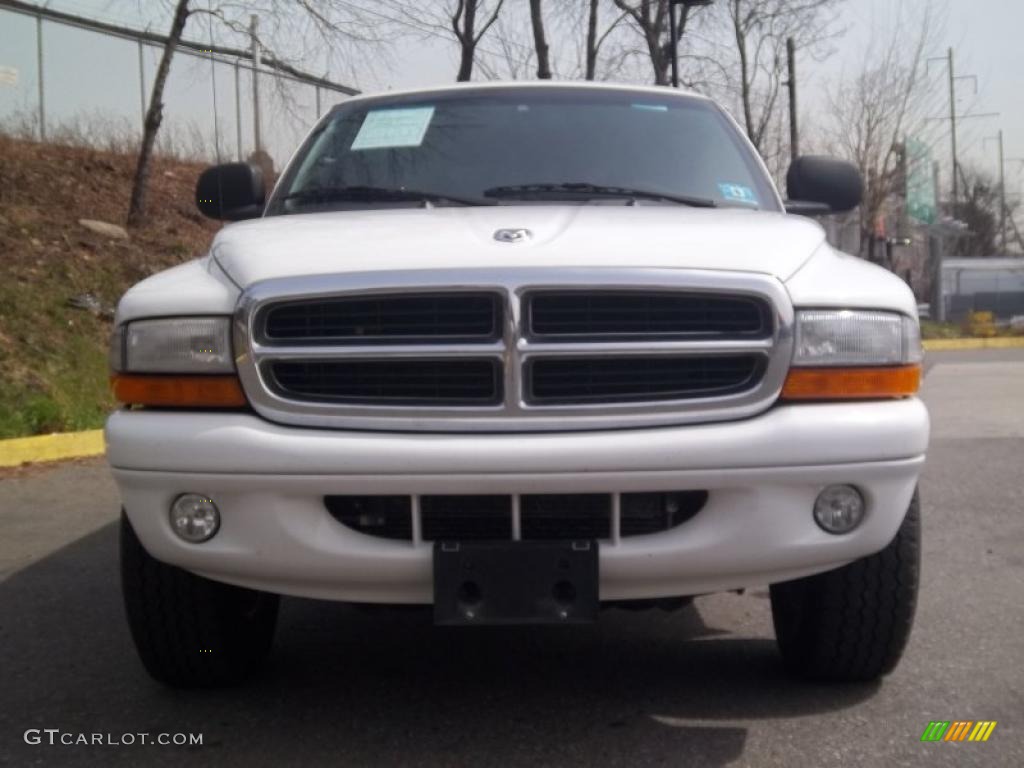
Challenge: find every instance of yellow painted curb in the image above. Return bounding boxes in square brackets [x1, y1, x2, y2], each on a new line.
[924, 337, 1024, 351]
[0, 429, 105, 468]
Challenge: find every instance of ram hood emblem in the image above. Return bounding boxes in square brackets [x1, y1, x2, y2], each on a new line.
[493, 228, 533, 243]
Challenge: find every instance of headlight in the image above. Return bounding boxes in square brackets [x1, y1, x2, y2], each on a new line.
[782, 309, 922, 401]
[110, 317, 234, 373]
[793, 310, 922, 367]
[109, 317, 246, 408]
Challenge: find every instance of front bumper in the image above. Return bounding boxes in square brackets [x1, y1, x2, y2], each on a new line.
[107, 399, 929, 603]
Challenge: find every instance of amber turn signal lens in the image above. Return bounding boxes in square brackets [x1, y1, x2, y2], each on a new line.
[780, 365, 921, 400]
[111, 374, 247, 407]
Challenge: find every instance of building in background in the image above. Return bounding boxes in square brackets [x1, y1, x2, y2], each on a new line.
[941, 257, 1024, 322]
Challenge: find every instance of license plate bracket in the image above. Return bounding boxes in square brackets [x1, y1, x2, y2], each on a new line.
[433, 540, 598, 626]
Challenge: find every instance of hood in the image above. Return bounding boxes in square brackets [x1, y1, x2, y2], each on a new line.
[211, 205, 826, 288]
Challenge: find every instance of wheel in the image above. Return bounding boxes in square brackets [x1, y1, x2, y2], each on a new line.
[770, 489, 921, 682]
[119, 511, 279, 688]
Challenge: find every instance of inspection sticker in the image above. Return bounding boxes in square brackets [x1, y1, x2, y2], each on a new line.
[351, 106, 435, 150]
[718, 182, 758, 205]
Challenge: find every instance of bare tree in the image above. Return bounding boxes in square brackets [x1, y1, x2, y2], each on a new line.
[126, 0, 386, 228]
[529, 0, 552, 78]
[451, 0, 507, 80]
[824, 1, 942, 261]
[582, 0, 631, 80]
[724, 0, 841, 158]
[612, 0, 707, 85]
[547, 0, 629, 80]
[949, 165, 1019, 257]
[127, 0, 190, 228]
[476, 10, 536, 80]
[485, 0, 626, 82]
[397, 0, 506, 81]
[586, 0, 602, 79]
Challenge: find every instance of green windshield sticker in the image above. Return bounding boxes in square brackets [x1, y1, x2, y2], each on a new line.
[631, 103, 668, 112]
[351, 106, 435, 151]
[718, 183, 758, 205]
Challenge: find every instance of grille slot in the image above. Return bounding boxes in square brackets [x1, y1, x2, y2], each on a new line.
[421, 496, 512, 541]
[325, 496, 411, 540]
[267, 359, 502, 405]
[527, 355, 763, 404]
[620, 491, 708, 537]
[262, 293, 501, 343]
[521, 495, 611, 540]
[528, 291, 769, 339]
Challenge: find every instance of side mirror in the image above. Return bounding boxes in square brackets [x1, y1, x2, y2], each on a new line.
[785, 155, 863, 216]
[195, 162, 265, 221]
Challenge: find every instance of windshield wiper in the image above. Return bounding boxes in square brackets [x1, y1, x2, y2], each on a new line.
[483, 182, 718, 208]
[281, 185, 492, 207]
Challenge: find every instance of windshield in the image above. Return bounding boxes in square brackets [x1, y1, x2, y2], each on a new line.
[266, 87, 780, 215]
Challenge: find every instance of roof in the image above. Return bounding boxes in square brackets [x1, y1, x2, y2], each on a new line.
[333, 80, 709, 109]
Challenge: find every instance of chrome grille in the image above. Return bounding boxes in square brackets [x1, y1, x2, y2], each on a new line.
[235, 268, 794, 432]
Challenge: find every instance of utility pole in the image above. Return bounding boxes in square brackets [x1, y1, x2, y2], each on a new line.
[36, 13, 45, 140]
[786, 37, 798, 162]
[668, 1, 680, 88]
[946, 47, 958, 210]
[930, 161, 944, 322]
[928, 49, 991, 217]
[981, 135, 1024, 256]
[234, 60, 243, 161]
[250, 14, 261, 154]
[1000, 154, 1024, 254]
[984, 130, 1007, 254]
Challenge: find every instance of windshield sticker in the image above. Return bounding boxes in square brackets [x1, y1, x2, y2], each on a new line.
[631, 103, 668, 112]
[351, 106, 435, 151]
[718, 183, 758, 205]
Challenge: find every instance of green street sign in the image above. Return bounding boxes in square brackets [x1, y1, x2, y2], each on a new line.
[906, 137, 936, 225]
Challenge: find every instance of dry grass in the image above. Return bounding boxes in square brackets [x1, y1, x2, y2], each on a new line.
[920, 319, 1024, 340]
[1, 109, 220, 162]
[0, 134, 221, 437]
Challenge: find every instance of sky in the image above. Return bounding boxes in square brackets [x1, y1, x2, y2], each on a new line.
[0, 0, 1021, 204]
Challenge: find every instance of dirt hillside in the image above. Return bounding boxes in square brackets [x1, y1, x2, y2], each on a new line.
[0, 135, 221, 437]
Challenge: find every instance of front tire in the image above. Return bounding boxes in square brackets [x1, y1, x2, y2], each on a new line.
[770, 489, 921, 682]
[120, 512, 279, 688]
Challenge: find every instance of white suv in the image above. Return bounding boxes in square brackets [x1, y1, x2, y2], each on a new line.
[108, 83, 927, 688]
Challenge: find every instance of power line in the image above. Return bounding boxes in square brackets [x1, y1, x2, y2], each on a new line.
[925, 47, 994, 209]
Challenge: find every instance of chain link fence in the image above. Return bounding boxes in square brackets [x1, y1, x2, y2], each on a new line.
[0, 0, 357, 169]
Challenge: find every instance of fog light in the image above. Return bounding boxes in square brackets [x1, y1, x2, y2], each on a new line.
[169, 494, 220, 543]
[813, 485, 865, 534]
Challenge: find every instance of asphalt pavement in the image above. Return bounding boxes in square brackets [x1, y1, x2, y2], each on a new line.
[0, 349, 1021, 767]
